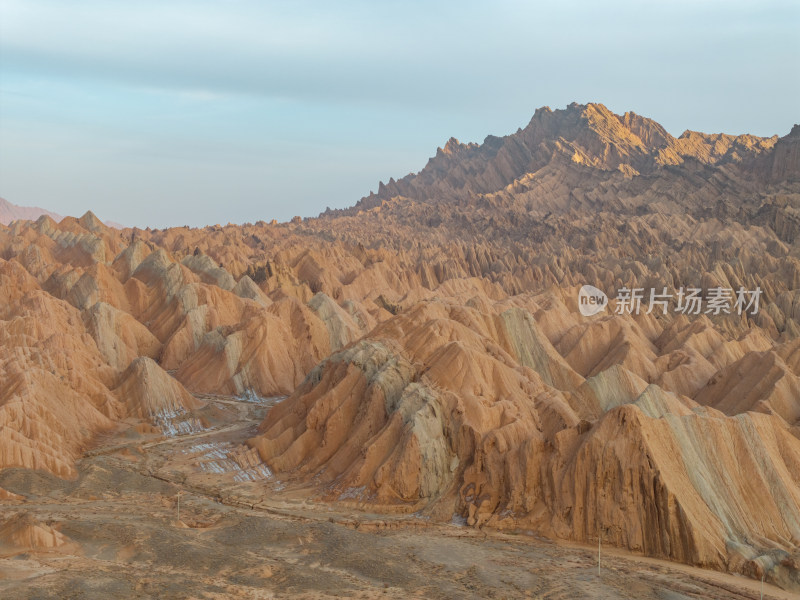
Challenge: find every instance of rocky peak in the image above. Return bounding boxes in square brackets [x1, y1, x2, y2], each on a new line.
[78, 210, 105, 233]
[437, 137, 478, 157]
[354, 102, 784, 211]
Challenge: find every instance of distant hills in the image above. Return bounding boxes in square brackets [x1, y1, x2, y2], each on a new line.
[0, 197, 122, 228]
[0, 197, 63, 226]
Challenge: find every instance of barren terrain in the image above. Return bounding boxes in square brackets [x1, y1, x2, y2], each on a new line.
[1, 394, 793, 599]
[1, 103, 800, 596]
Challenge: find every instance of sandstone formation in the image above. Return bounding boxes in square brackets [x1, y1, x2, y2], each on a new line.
[114, 356, 202, 421]
[0, 513, 76, 554]
[1, 103, 799, 588]
[252, 293, 800, 573]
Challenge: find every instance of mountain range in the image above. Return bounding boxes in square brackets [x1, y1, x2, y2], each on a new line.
[0, 197, 64, 226]
[0, 196, 123, 229]
[1, 102, 799, 592]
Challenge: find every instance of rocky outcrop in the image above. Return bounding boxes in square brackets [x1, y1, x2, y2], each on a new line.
[0, 513, 77, 553]
[181, 253, 236, 290]
[232, 275, 272, 306]
[114, 357, 201, 421]
[82, 302, 162, 371]
[252, 341, 458, 505]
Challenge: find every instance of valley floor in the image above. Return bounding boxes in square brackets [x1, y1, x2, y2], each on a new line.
[0, 395, 793, 600]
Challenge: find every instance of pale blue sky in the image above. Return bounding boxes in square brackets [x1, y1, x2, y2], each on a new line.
[0, 0, 798, 227]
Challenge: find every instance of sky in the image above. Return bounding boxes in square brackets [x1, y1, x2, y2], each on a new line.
[0, 0, 798, 228]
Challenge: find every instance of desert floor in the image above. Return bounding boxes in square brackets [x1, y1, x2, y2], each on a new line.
[0, 395, 793, 600]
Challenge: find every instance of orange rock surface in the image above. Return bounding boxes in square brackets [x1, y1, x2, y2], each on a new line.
[1, 102, 799, 585]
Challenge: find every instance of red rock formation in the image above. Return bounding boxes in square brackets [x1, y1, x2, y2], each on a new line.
[1, 103, 799, 587]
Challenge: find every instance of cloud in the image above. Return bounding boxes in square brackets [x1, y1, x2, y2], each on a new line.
[7, 0, 794, 110]
[2, 1, 798, 114]
[1, 0, 447, 105]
